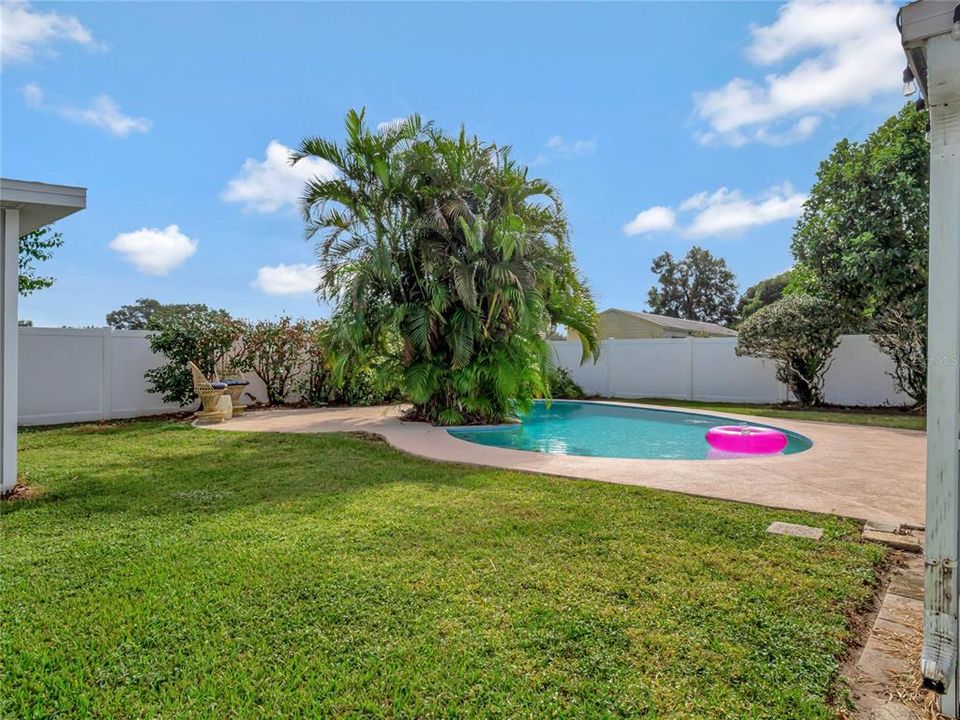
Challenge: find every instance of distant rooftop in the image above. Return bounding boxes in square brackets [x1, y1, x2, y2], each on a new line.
[603, 308, 737, 336]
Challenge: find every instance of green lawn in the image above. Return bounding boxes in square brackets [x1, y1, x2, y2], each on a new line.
[3, 421, 886, 719]
[598, 397, 925, 432]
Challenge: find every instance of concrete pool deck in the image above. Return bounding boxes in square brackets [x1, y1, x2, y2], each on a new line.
[208, 400, 926, 526]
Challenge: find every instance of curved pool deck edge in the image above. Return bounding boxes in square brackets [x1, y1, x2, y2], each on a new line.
[204, 400, 926, 527]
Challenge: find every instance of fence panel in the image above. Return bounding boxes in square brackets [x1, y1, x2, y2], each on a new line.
[16, 328, 912, 427]
[19, 327, 182, 426]
[551, 342, 608, 396]
[823, 335, 912, 406]
[607, 339, 692, 400]
[690, 338, 785, 403]
[551, 334, 908, 407]
[108, 330, 186, 419]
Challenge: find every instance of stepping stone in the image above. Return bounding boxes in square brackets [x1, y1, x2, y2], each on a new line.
[862, 529, 923, 553]
[766, 521, 823, 540]
[864, 519, 901, 534]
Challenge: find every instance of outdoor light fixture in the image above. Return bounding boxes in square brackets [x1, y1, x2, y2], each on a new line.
[898, 1, 960, 715]
[903, 66, 918, 95]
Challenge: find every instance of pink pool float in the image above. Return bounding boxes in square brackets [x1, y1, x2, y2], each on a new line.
[705, 425, 789, 455]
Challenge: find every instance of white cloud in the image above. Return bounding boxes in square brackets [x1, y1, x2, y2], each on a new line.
[624, 183, 807, 239]
[377, 117, 407, 132]
[22, 83, 150, 136]
[252, 263, 318, 295]
[109, 225, 197, 275]
[1, 0, 104, 67]
[534, 135, 597, 164]
[623, 206, 676, 236]
[222, 141, 338, 213]
[546, 135, 596, 156]
[693, 0, 902, 146]
[683, 184, 807, 237]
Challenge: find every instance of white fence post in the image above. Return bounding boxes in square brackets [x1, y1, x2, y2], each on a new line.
[605, 342, 612, 397]
[100, 327, 113, 422]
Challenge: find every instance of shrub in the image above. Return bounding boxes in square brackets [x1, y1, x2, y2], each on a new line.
[295, 320, 332, 405]
[547, 367, 585, 399]
[871, 303, 926, 406]
[145, 308, 242, 406]
[736, 295, 841, 406]
[234, 317, 310, 406]
[335, 363, 401, 406]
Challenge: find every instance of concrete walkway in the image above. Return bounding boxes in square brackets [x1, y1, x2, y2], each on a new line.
[207, 401, 926, 526]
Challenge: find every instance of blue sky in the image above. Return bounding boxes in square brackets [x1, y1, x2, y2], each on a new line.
[2, 0, 907, 327]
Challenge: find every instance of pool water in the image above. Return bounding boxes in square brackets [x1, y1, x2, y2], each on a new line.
[447, 400, 813, 460]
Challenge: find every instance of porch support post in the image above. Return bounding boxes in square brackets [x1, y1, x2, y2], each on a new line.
[1, 208, 20, 495]
[921, 29, 960, 717]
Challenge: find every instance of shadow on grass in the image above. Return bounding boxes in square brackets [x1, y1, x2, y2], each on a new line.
[10, 421, 479, 520]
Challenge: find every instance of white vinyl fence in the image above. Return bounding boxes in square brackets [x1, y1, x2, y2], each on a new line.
[17, 328, 912, 427]
[17, 327, 291, 426]
[550, 335, 912, 407]
[18, 327, 184, 426]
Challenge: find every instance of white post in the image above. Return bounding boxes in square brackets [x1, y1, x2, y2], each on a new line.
[1, 209, 20, 495]
[604, 341, 612, 397]
[922, 30, 960, 717]
[100, 327, 113, 421]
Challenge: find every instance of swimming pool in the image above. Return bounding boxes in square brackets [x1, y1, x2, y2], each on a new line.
[447, 400, 813, 460]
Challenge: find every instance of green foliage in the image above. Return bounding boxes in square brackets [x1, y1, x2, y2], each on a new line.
[736, 295, 842, 406]
[791, 104, 928, 324]
[791, 104, 928, 399]
[144, 307, 242, 406]
[334, 364, 401, 406]
[295, 319, 332, 405]
[546, 366, 585, 399]
[8, 421, 886, 718]
[782, 264, 820, 298]
[647, 246, 737, 326]
[871, 303, 926, 405]
[18, 226, 63, 296]
[106, 298, 213, 330]
[295, 319, 400, 407]
[736, 270, 793, 324]
[234, 317, 309, 405]
[295, 109, 599, 425]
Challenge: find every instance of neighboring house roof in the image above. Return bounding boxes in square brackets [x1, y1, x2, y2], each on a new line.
[603, 308, 737, 336]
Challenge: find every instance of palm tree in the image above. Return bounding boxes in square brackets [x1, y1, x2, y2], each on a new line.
[292, 109, 598, 425]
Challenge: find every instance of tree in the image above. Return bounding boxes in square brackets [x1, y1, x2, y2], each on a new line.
[736, 270, 792, 324]
[19, 226, 64, 296]
[791, 103, 928, 402]
[144, 307, 242, 406]
[106, 298, 212, 330]
[646, 246, 737, 325]
[294, 109, 599, 425]
[736, 295, 842, 406]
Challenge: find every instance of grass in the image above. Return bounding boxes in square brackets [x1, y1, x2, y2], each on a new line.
[597, 397, 925, 432]
[3, 421, 886, 719]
